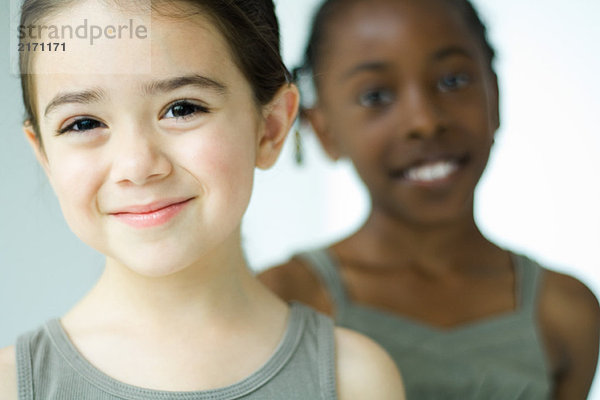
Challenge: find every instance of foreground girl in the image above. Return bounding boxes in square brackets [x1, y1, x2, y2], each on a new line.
[260, 0, 599, 398]
[0, 1, 404, 399]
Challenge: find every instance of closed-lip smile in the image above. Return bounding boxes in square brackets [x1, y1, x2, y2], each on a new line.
[110, 198, 195, 228]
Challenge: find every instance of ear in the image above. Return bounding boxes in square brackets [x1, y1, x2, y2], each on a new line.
[305, 106, 342, 161]
[23, 123, 51, 178]
[256, 84, 300, 169]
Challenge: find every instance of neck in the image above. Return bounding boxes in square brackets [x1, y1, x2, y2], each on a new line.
[65, 226, 274, 329]
[59, 227, 289, 391]
[342, 207, 502, 274]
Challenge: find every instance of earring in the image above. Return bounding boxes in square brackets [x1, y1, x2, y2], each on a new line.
[294, 120, 303, 165]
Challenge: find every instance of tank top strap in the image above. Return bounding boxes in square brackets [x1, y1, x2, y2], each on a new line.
[305, 304, 338, 400]
[16, 329, 35, 400]
[513, 253, 544, 315]
[297, 248, 351, 310]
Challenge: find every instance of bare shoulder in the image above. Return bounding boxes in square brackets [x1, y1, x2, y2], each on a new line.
[258, 257, 334, 315]
[0, 346, 18, 400]
[334, 327, 405, 400]
[540, 269, 600, 333]
[539, 269, 600, 399]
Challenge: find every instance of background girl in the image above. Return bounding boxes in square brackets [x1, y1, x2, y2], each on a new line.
[260, 0, 600, 398]
[0, 1, 404, 399]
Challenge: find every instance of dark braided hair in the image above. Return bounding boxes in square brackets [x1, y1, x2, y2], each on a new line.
[298, 0, 496, 89]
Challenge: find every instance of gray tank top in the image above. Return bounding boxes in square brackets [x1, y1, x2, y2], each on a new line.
[16, 302, 337, 400]
[299, 249, 553, 400]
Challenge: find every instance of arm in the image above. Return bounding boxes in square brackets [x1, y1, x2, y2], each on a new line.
[539, 271, 600, 399]
[258, 257, 335, 315]
[335, 327, 405, 400]
[0, 346, 17, 400]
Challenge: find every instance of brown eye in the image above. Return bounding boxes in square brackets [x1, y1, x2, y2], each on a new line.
[58, 118, 105, 135]
[437, 73, 471, 92]
[163, 101, 208, 120]
[358, 88, 395, 108]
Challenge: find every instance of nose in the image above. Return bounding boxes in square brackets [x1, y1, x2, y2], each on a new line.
[400, 83, 446, 140]
[109, 126, 172, 186]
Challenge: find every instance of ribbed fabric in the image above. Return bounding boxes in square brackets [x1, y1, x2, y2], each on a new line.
[298, 249, 553, 400]
[16, 303, 337, 400]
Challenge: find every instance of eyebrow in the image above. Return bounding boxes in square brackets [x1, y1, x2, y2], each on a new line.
[44, 89, 105, 118]
[340, 46, 474, 82]
[43, 74, 228, 118]
[141, 74, 228, 96]
[341, 62, 390, 82]
[432, 46, 473, 61]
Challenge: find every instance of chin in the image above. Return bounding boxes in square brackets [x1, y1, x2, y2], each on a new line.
[384, 197, 474, 228]
[411, 213, 467, 228]
[408, 204, 475, 228]
[103, 238, 209, 278]
[118, 253, 194, 278]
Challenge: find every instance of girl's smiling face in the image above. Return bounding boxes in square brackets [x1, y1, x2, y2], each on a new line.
[27, 2, 282, 276]
[310, 0, 499, 226]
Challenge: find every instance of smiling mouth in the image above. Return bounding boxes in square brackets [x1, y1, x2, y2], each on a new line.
[391, 155, 469, 184]
[112, 198, 194, 228]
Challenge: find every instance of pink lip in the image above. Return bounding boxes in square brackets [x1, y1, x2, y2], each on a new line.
[110, 198, 193, 228]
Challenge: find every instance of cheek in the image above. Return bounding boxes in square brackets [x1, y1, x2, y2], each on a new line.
[449, 88, 496, 131]
[338, 111, 390, 166]
[457, 104, 495, 151]
[45, 147, 104, 235]
[179, 125, 257, 207]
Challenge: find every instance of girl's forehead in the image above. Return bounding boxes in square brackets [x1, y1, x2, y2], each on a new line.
[323, 0, 470, 46]
[32, 4, 246, 113]
[29, 0, 230, 76]
[317, 0, 478, 67]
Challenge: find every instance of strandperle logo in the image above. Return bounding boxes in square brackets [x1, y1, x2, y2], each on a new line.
[18, 19, 148, 45]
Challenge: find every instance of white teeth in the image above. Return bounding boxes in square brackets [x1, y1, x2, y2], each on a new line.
[405, 160, 459, 182]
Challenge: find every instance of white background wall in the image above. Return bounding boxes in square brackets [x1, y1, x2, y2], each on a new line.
[1, 0, 599, 397]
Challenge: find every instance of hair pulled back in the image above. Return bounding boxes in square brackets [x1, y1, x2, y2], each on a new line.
[296, 0, 496, 89]
[18, 0, 290, 143]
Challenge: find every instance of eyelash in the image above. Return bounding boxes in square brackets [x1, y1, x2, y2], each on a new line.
[55, 100, 210, 135]
[57, 118, 106, 135]
[358, 87, 395, 108]
[437, 72, 471, 92]
[162, 100, 210, 121]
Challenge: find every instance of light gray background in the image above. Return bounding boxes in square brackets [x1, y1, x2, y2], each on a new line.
[1, 1, 599, 397]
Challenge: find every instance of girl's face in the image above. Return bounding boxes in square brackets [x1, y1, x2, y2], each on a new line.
[311, 0, 499, 226]
[27, 2, 281, 276]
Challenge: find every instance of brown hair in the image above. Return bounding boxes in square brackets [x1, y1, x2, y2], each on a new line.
[18, 0, 290, 145]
